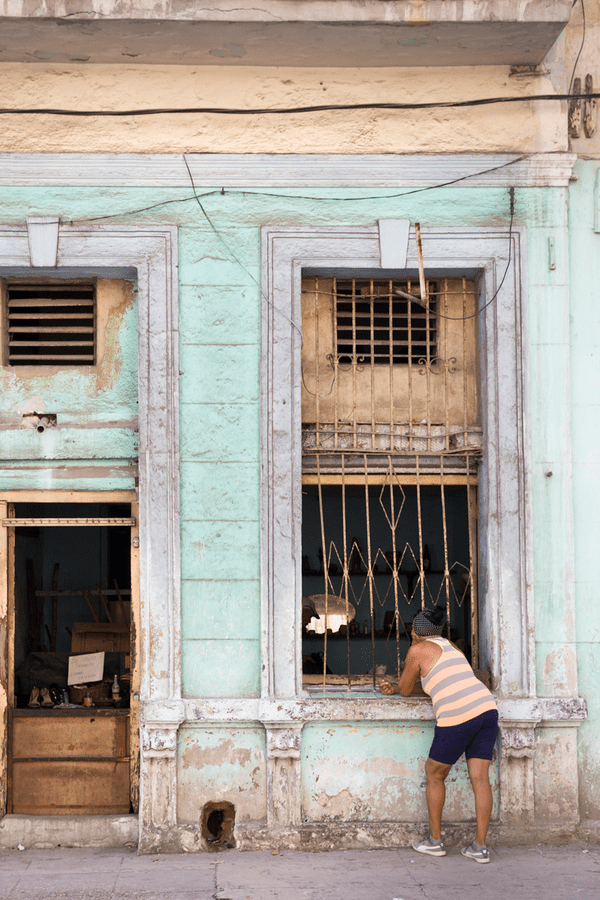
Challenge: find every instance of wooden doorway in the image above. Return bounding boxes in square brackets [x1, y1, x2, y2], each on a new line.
[0, 491, 140, 816]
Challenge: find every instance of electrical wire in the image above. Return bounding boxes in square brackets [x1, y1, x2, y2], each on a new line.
[183, 155, 515, 370]
[182, 154, 303, 339]
[300, 189, 515, 323]
[75, 152, 535, 225]
[422, 186, 515, 323]
[0, 92, 597, 118]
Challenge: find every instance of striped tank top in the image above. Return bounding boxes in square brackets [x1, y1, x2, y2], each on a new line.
[420, 637, 497, 727]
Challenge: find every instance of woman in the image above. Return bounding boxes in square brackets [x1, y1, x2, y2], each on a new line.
[380, 606, 498, 864]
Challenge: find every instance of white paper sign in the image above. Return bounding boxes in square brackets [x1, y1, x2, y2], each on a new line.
[68, 651, 105, 686]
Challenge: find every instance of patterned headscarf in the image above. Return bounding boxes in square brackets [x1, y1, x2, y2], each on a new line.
[412, 609, 444, 636]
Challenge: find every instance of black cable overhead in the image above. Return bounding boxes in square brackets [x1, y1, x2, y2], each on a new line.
[0, 92, 598, 118]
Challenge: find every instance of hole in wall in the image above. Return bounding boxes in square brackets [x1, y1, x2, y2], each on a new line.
[200, 801, 236, 850]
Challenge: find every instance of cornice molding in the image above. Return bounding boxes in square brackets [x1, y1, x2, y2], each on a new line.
[0, 153, 576, 189]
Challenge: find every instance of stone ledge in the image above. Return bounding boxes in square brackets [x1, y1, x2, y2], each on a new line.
[0, 814, 139, 850]
[0, 153, 577, 188]
[176, 695, 587, 724]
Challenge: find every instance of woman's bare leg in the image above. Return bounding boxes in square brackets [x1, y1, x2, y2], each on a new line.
[425, 758, 452, 840]
[466, 757, 493, 846]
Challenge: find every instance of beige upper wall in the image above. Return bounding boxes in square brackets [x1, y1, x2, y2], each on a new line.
[0, 64, 566, 154]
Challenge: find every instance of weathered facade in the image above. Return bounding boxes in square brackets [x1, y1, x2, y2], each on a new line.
[0, 0, 598, 851]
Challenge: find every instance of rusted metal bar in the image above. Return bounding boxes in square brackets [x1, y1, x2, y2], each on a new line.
[363, 455, 376, 689]
[341, 454, 351, 689]
[415, 223, 428, 305]
[439, 458, 451, 637]
[316, 455, 328, 692]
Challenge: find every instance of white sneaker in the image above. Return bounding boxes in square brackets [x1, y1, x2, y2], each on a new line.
[411, 836, 446, 857]
[461, 841, 490, 864]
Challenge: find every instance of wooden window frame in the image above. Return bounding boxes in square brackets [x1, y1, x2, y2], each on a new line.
[0, 490, 140, 816]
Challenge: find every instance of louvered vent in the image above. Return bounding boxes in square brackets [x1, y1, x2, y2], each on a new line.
[7, 284, 95, 366]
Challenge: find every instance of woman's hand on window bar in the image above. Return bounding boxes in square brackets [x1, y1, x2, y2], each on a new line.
[379, 675, 403, 695]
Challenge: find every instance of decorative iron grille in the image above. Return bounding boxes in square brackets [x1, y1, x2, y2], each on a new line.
[301, 275, 482, 690]
[335, 279, 437, 366]
[6, 284, 96, 366]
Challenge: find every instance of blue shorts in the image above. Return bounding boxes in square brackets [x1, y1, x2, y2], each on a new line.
[428, 709, 499, 766]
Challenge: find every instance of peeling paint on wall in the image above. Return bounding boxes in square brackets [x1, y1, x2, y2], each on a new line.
[177, 726, 267, 824]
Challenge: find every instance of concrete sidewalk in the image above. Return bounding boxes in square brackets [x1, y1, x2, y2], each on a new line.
[0, 843, 599, 900]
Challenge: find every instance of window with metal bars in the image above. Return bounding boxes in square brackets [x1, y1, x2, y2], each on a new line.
[301, 274, 483, 690]
[5, 283, 96, 366]
[335, 279, 437, 366]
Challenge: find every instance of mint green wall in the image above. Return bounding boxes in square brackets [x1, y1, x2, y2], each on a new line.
[524, 186, 577, 698]
[301, 722, 499, 823]
[0, 182, 577, 711]
[568, 161, 600, 820]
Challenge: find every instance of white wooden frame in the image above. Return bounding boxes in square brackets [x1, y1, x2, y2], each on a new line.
[260, 224, 535, 700]
[0, 223, 180, 703]
[0, 225, 182, 827]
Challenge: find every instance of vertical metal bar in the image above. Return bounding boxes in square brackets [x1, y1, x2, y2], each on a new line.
[425, 281, 432, 453]
[316, 455, 329, 690]
[333, 277, 340, 451]
[416, 223, 428, 304]
[314, 276, 321, 451]
[340, 454, 352, 686]
[415, 456, 425, 607]
[387, 462, 402, 679]
[407, 279, 414, 452]
[350, 279, 357, 450]
[363, 456, 376, 688]
[443, 278, 450, 452]
[467, 456, 479, 668]
[370, 284, 376, 450]
[439, 457, 451, 636]
[462, 276, 468, 451]
[389, 281, 394, 453]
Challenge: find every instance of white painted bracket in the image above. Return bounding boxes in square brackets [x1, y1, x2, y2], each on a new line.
[378, 218, 410, 269]
[27, 216, 60, 267]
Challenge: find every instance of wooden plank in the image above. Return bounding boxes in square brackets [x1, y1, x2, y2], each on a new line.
[7, 503, 15, 708]
[71, 622, 129, 653]
[0, 490, 135, 504]
[114, 716, 130, 759]
[97, 584, 112, 623]
[109, 599, 131, 625]
[113, 579, 128, 624]
[11, 759, 130, 815]
[83, 591, 101, 624]
[12, 714, 128, 759]
[0, 501, 8, 815]
[302, 473, 477, 486]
